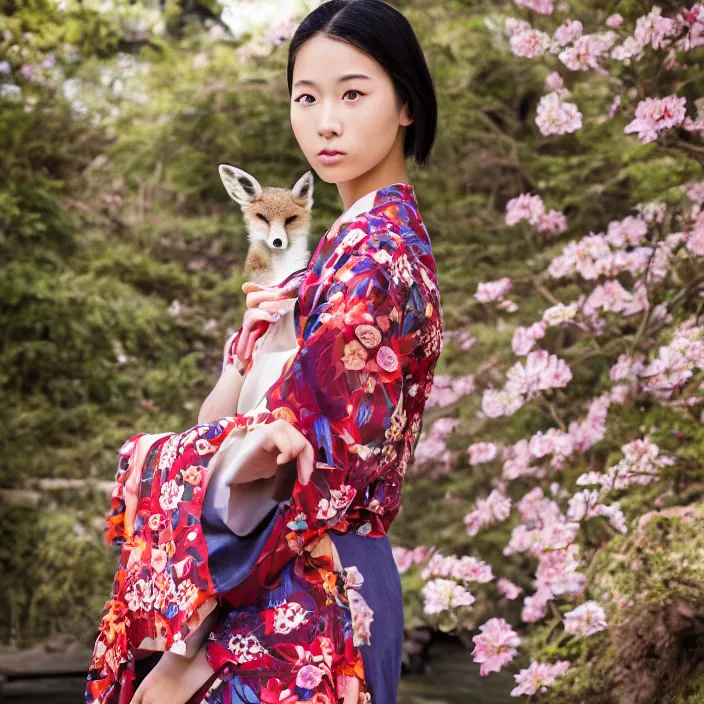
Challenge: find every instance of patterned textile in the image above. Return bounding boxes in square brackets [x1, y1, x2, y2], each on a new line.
[86, 182, 443, 704]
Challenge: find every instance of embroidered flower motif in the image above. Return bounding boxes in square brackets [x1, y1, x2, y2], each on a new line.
[159, 480, 184, 511]
[227, 633, 269, 663]
[175, 579, 198, 610]
[329, 484, 356, 512]
[152, 572, 176, 611]
[287, 512, 308, 531]
[342, 565, 364, 590]
[195, 438, 216, 455]
[354, 324, 382, 348]
[296, 664, 324, 690]
[157, 437, 178, 470]
[376, 345, 399, 372]
[125, 579, 154, 612]
[150, 548, 168, 573]
[342, 339, 367, 371]
[340, 227, 367, 249]
[180, 465, 201, 486]
[272, 601, 310, 634]
[316, 498, 338, 521]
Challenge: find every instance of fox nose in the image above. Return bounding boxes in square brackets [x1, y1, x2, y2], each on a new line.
[272, 238, 283, 248]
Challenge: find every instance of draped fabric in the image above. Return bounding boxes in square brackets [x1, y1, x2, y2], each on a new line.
[86, 183, 443, 704]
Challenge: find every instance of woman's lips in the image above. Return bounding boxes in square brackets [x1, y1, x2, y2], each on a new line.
[318, 152, 346, 165]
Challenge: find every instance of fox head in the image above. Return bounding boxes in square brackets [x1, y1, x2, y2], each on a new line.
[218, 165, 314, 253]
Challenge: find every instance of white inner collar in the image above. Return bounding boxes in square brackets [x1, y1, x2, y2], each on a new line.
[336, 189, 379, 226]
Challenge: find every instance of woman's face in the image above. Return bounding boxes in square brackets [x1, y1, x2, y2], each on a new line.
[290, 34, 413, 185]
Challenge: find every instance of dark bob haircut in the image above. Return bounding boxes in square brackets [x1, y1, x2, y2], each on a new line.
[286, 0, 437, 167]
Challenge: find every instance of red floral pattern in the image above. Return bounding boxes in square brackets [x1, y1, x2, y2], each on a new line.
[86, 183, 443, 704]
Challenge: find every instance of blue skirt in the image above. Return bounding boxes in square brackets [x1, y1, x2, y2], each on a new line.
[200, 497, 405, 703]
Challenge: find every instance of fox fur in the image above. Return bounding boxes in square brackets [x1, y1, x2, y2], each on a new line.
[218, 165, 313, 285]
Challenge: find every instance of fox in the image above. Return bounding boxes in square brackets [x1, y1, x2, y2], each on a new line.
[218, 164, 314, 285]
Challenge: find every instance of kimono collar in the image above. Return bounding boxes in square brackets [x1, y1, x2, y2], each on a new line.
[335, 182, 418, 226]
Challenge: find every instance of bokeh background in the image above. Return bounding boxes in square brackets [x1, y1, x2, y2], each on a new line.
[2, 0, 704, 701]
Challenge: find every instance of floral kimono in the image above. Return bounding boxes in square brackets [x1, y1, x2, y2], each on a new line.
[86, 182, 443, 704]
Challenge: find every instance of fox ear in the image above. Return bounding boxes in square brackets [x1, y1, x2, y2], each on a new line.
[291, 171, 314, 210]
[218, 164, 263, 206]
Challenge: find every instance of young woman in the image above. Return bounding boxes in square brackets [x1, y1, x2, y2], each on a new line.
[85, 1, 442, 702]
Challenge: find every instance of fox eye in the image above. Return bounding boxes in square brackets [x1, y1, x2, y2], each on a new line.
[285, 216, 297, 226]
[256, 213, 269, 224]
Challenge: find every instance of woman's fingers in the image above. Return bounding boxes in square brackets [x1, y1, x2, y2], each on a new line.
[296, 438, 315, 486]
[235, 309, 279, 360]
[245, 289, 289, 309]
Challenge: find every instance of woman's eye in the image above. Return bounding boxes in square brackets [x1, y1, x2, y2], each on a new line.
[294, 90, 364, 105]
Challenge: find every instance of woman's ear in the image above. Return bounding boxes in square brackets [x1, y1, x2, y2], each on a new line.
[400, 103, 414, 127]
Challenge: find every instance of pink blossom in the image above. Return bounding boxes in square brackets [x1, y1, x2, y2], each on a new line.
[543, 302, 578, 325]
[605, 13, 624, 28]
[624, 95, 687, 144]
[511, 660, 571, 696]
[392, 546, 414, 573]
[537, 208, 568, 234]
[464, 489, 513, 536]
[497, 578, 524, 600]
[515, 0, 554, 14]
[475, 277, 512, 302]
[558, 33, 614, 71]
[430, 417, 462, 440]
[505, 349, 573, 396]
[552, 19, 583, 47]
[422, 578, 476, 614]
[512, 320, 547, 356]
[634, 7, 678, 50]
[544, 70, 566, 93]
[510, 29, 552, 58]
[608, 94, 622, 117]
[536, 92, 583, 136]
[563, 600, 608, 636]
[521, 584, 554, 623]
[482, 387, 526, 418]
[674, 3, 704, 51]
[413, 436, 451, 467]
[535, 543, 587, 595]
[685, 213, 704, 256]
[611, 36, 645, 61]
[605, 215, 648, 247]
[468, 442, 498, 465]
[505, 193, 545, 226]
[471, 618, 522, 676]
[452, 555, 495, 583]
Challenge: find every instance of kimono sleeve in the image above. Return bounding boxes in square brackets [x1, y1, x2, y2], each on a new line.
[248, 225, 414, 539]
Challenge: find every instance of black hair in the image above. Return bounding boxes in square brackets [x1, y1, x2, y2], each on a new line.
[286, 0, 437, 167]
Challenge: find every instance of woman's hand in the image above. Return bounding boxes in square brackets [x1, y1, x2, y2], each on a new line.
[234, 281, 298, 364]
[258, 418, 315, 487]
[242, 280, 297, 309]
